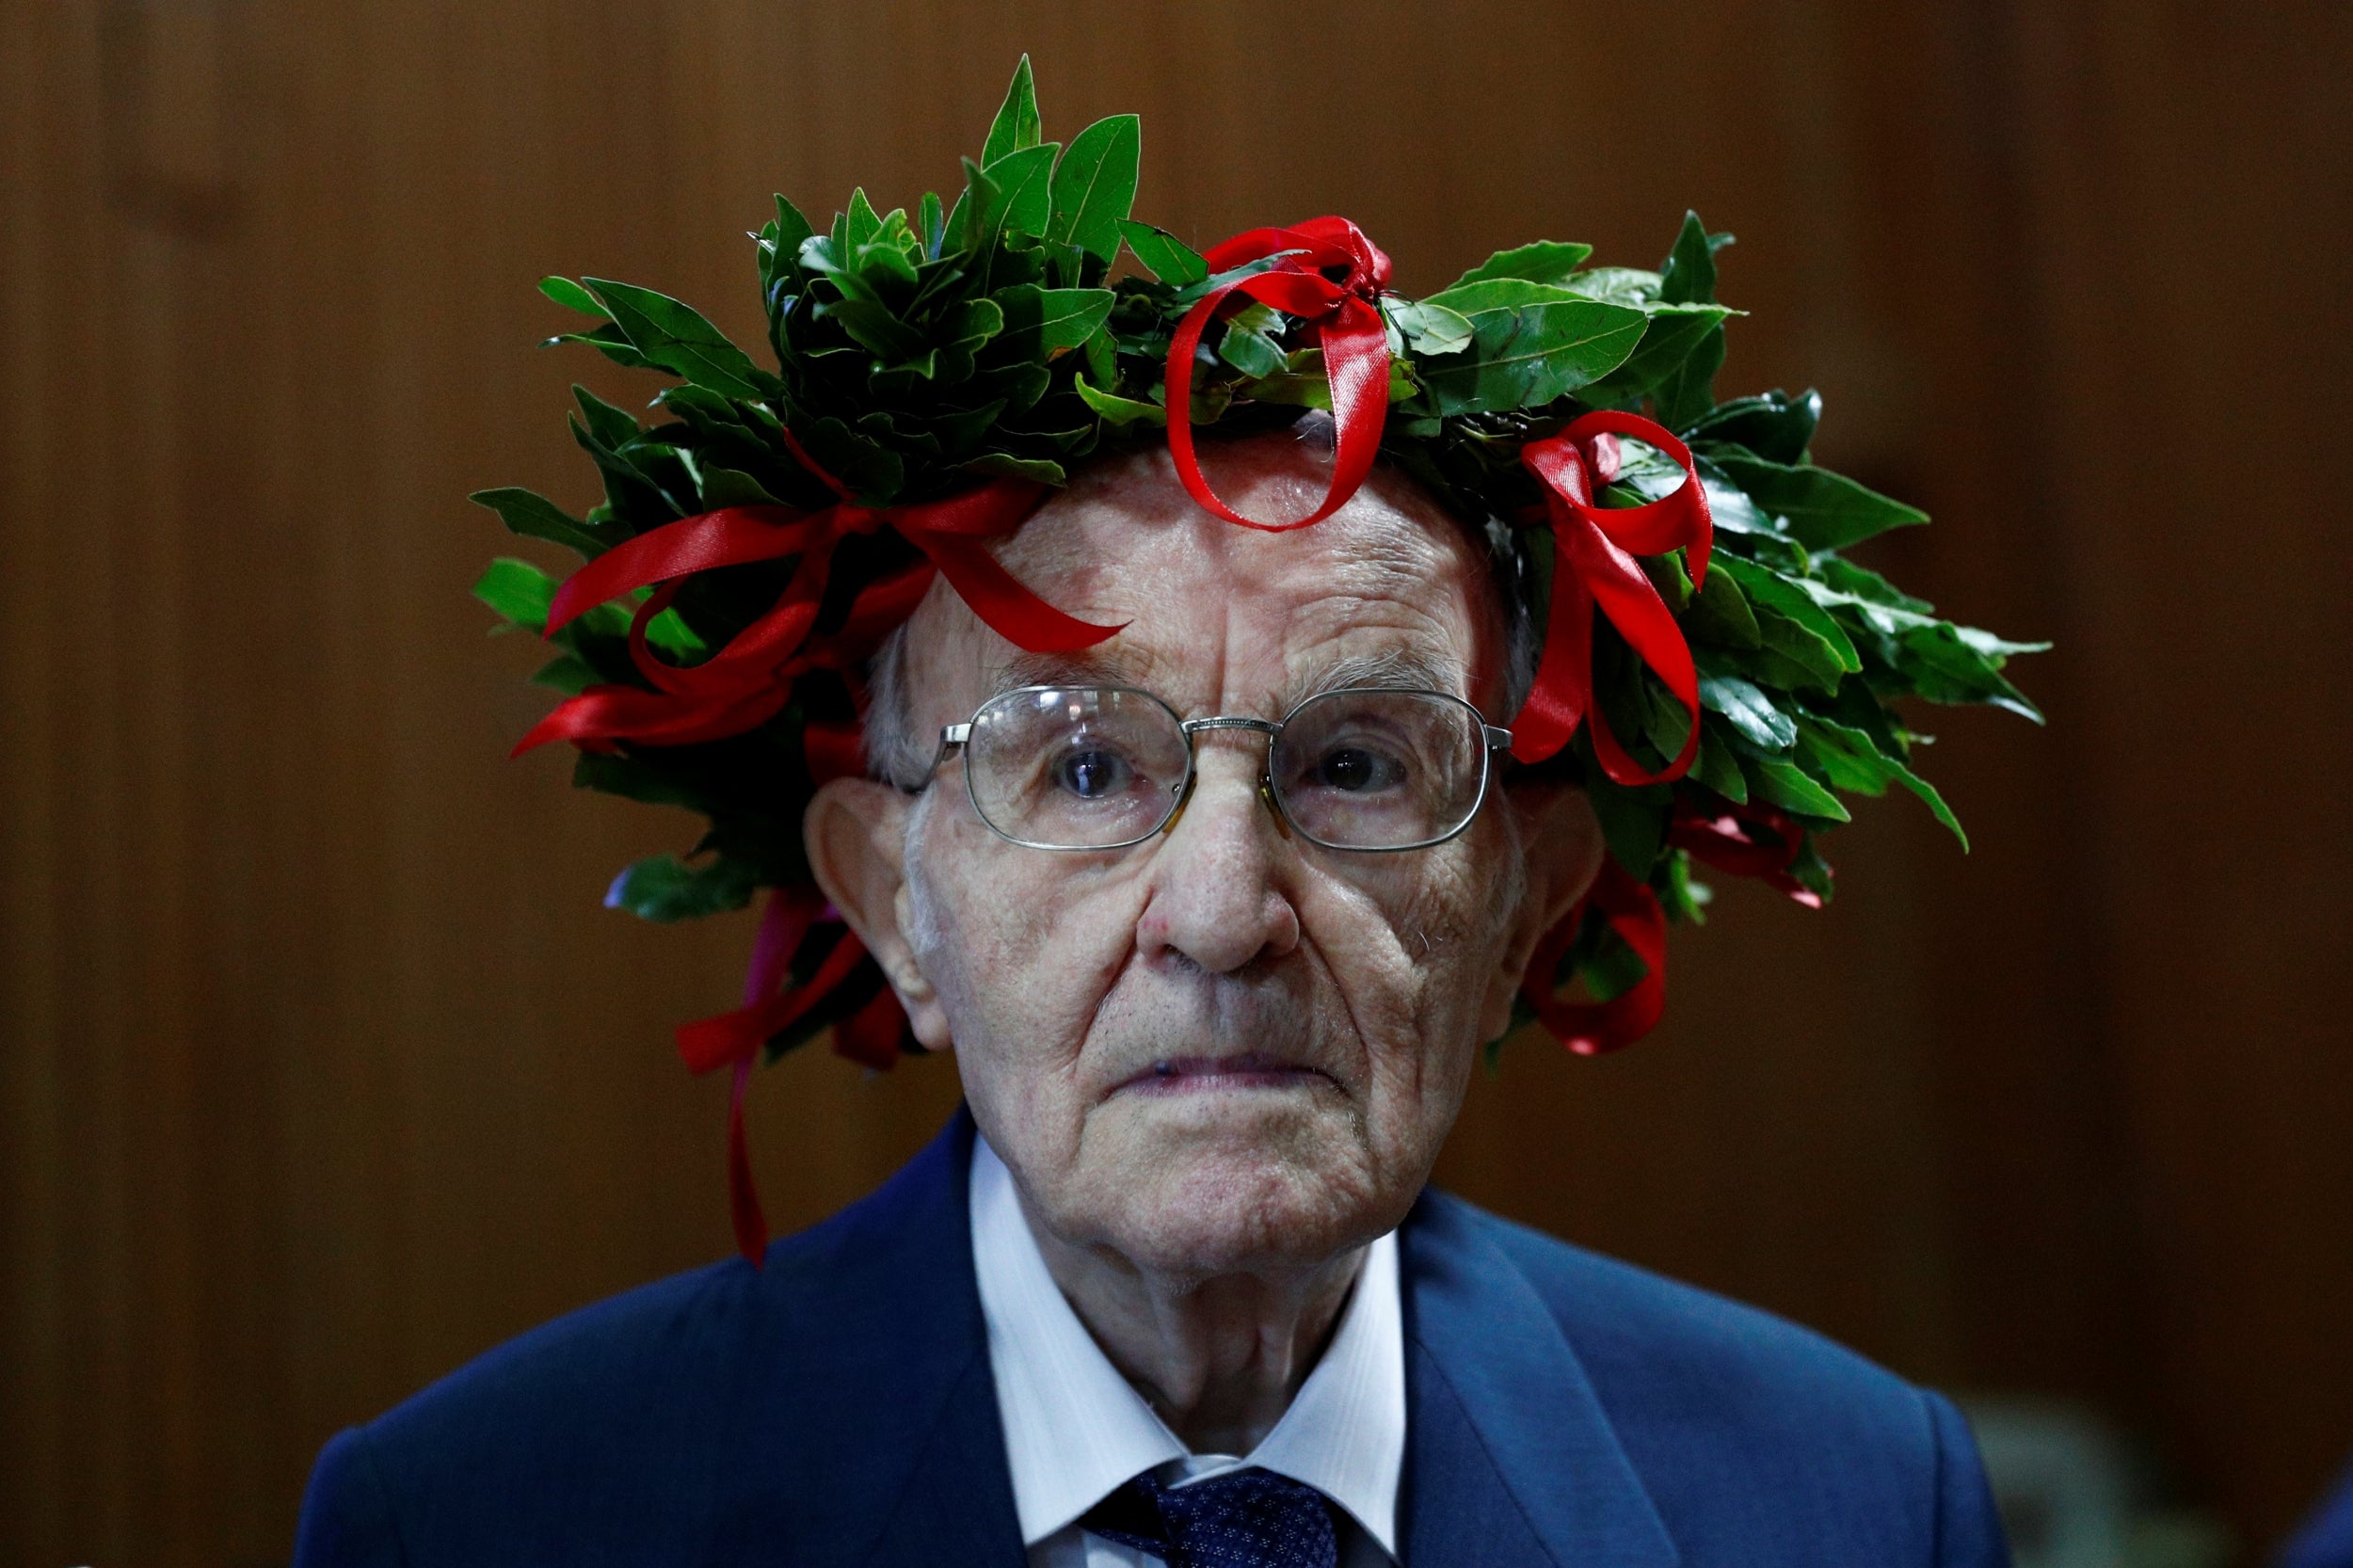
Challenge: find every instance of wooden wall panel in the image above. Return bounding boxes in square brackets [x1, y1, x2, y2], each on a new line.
[3, 2, 2346, 1561]
[1984, 0, 2353, 1530]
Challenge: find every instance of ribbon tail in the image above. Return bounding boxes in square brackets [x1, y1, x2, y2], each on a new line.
[678, 888, 825, 1267]
[1569, 516, 1702, 786]
[1164, 283, 1249, 527]
[1584, 687, 1702, 790]
[919, 534, 1124, 653]
[513, 680, 793, 757]
[1510, 514, 1597, 763]
[879, 480, 1120, 652]
[1686, 474, 1713, 590]
[1762, 871, 1826, 909]
[513, 689, 632, 758]
[544, 508, 810, 635]
[827, 560, 938, 653]
[624, 557, 824, 699]
[726, 1055, 767, 1265]
[1164, 272, 1386, 533]
[1293, 298, 1390, 532]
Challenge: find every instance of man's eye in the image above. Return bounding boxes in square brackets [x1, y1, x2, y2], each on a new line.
[1054, 747, 1133, 799]
[1310, 745, 1406, 792]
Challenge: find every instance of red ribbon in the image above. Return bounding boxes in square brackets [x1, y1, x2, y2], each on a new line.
[1518, 858, 1668, 1055]
[674, 887, 911, 1265]
[1669, 795, 1825, 908]
[517, 439, 1118, 1264]
[1164, 216, 1394, 532]
[514, 450, 1122, 759]
[1511, 411, 1713, 784]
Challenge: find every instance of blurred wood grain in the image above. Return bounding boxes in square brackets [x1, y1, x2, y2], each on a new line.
[3, 1, 2347, 1560]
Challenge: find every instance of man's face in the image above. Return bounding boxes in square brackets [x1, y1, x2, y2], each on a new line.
[833, 434, 1586, 1279]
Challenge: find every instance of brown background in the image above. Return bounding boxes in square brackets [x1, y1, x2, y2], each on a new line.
[5, 1, 2348, 1562]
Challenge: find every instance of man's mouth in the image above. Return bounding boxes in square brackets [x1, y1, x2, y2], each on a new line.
[1110, 1054, 1336, 1096]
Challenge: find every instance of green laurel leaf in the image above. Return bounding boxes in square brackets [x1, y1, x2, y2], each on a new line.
[538, 276, 604, 316]
[972, 141, 1059, 253]
[981, 55, 1043, 166]
[1416, 298, 1648, 415]
[1708, 450, 1929, 552]
[1445, 240, 1594, 291]
[992, 284, 1116, 355]
[470, 488, 628, 560]
[605, 854, 762, 923]
[1795, 716, 1968, 847]
[1586, 301, 1737, 401]
[1075, 372, 1167, 426]
[1657, 210, 1733, 306]
[1118, 220, 1208, 285]
[1385, 297, 1476, 357]
[1743, 755, 1851, 822]
[582, 278, 776, 400]
[1048, 114, 1141, 262]
[472, 557, 558, 632]
[1699, 673, 1797, 752]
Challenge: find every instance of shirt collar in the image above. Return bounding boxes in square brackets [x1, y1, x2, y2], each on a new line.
[969, 1134, 1405, 1557]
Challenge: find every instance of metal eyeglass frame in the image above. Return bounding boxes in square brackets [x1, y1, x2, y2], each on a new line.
[914, 684, 1515, 854]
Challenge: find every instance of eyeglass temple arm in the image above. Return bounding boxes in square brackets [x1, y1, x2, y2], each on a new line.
[894, 722, 975, 796]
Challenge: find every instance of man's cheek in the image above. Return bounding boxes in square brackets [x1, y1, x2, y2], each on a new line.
[1298, 872, 1443, 1007]
[940, 861, 1137, 1041]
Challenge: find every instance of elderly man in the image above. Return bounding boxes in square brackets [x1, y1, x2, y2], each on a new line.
[296, 434, 2007, 1565]
[298, 61, 2029, 1567]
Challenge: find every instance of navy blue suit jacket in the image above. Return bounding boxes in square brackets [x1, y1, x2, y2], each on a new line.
[295, 1112, 2008, 1566]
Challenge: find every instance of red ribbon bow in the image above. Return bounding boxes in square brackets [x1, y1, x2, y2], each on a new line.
[1515, 797, 1824, 1061]
[517, 439, 1122, 759]
[1512, 410, 1714, 784]
[1517, 858, 1669, 1056]
[1164, 216, 1394, 532]
[520, 438, 1126, 1264]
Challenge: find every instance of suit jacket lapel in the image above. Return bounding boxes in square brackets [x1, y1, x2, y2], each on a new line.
[1401, 1192, 1679, 1568]
[856, 1346, 1027, 1566]
[711, 1108, 1026, 1567]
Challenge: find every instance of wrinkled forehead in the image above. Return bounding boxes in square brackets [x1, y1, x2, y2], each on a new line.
[908, 432, 1506, 719]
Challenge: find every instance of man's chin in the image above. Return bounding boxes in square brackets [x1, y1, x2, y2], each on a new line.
[1067, 1098, 1387, 1276]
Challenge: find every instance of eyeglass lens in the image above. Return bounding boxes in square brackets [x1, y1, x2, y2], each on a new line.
[961, 686, 1491, 851]
[967, 688, 1192, 849]
[1270, 687, 1488, 849]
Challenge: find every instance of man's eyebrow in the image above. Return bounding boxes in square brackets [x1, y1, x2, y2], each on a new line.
[1299, 648, 1468, 701]
[986, 648, 1167, 696]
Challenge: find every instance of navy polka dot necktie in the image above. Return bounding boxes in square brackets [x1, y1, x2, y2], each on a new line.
[1081, 1465, 1341, 1568]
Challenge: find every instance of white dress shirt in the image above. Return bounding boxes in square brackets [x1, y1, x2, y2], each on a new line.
[970, 1136, 1407, 1567]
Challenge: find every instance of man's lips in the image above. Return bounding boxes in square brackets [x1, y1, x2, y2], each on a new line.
[1109, 1054, 1337, 1096]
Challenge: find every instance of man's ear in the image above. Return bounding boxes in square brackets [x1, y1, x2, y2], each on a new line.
[803, 777, 952, 1051]
[1479, 779, 1608, 1042]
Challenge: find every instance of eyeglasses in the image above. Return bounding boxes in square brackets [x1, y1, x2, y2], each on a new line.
[918, 685, 1513, 853]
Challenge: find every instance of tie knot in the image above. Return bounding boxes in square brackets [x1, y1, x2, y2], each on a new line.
[1083, 1465, 1340, 1568]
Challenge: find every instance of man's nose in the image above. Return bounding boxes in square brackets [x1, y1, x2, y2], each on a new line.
[1134, 745, 1302, 975]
